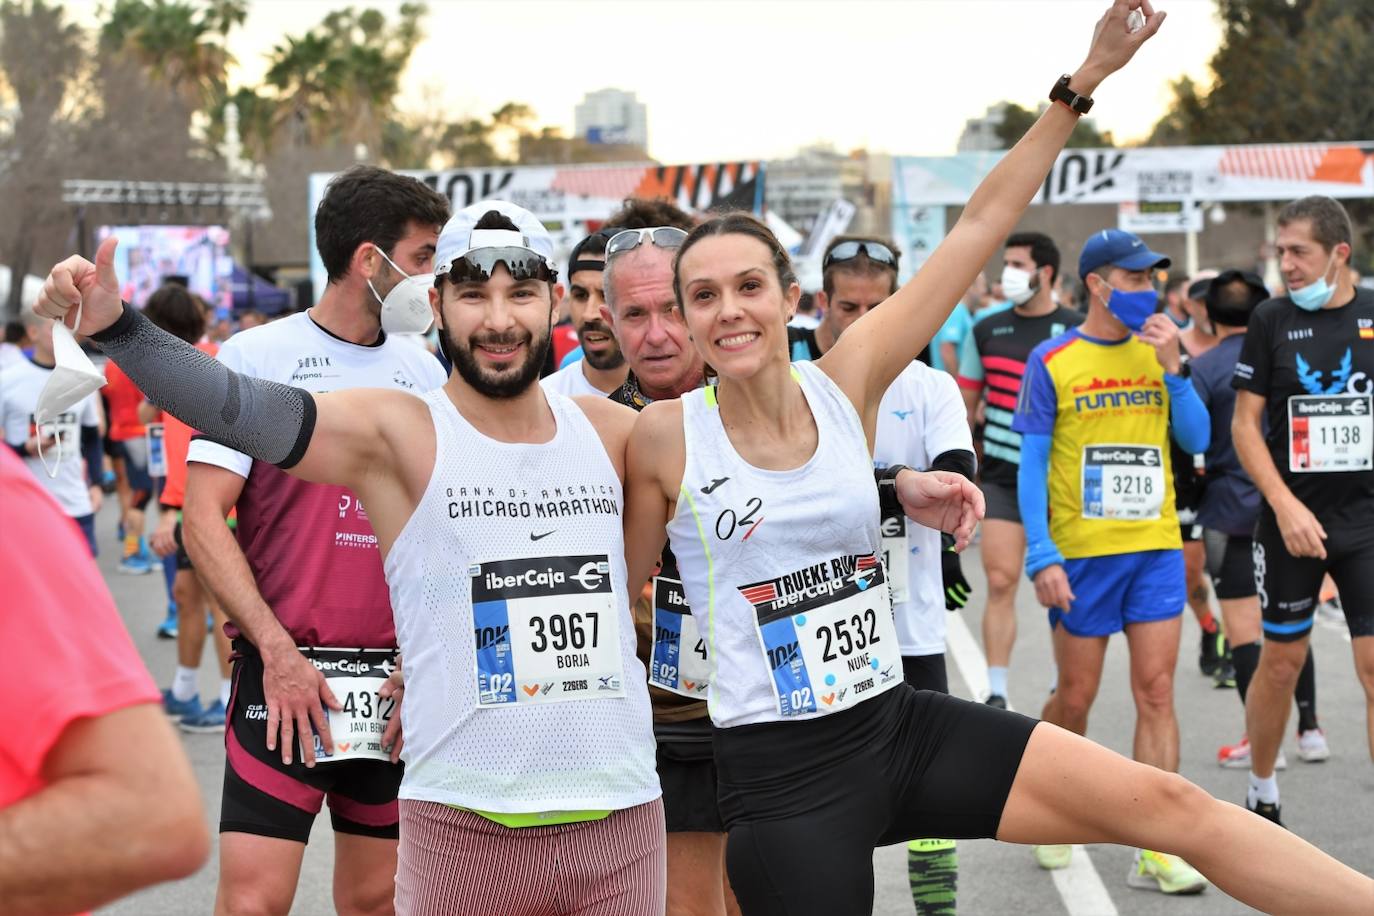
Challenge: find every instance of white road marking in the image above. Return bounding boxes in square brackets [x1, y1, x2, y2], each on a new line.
[946, 610, 1120, 916]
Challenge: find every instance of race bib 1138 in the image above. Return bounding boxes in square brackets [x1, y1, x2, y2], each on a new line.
[1288, 394, 1373, 473]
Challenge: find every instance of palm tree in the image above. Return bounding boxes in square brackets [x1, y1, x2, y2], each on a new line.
[262, 3, 426, 156]
[99, 0, 242, 116]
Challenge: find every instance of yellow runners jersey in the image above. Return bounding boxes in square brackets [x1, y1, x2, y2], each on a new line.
[1012, 329, 1181, 559]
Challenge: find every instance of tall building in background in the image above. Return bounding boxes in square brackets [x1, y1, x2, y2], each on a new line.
[574, 89, 649, 151]
[957, 102, 1011, 152]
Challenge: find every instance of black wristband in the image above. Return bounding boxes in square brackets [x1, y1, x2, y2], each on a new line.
[1049, 74, 1093, 115]
[877, 464, 910, 520]
[930, 448, 977, 480]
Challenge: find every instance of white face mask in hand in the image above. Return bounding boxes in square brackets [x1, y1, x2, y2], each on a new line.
[368, 247, 435, 335]
[34, 303, 105, 478]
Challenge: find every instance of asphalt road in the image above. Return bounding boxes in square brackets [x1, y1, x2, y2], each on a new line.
[94, 504, 1373, 915]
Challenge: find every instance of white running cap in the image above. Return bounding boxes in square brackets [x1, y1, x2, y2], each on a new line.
[434, 199, 556, 278]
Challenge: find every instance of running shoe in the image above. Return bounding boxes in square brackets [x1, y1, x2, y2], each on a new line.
[984, 694, 1007, 709]
[1216, 736, 1287, 770]
[162, 689, 202, 720]
[1127, 850, 1207, 895]
[1246, 798, 1283, 827]
[137, 539, 163, 571]
[1212, 657, 1236, 689]
[1297, 727, 1330, 763]
[180, 699, 227, 734]
[1198, 630, 1224, 676]
[118, 552, 152, 575]
[156, 603, 178, 640]
[1032, 844, 1072, 870]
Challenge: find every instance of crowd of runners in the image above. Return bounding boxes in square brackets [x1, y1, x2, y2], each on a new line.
[4, 2, 1374, 914]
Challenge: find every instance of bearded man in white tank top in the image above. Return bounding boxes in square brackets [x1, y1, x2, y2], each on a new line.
[41, 200, 664, 916]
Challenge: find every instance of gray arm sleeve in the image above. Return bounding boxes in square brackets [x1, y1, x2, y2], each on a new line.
[91, 302, 316, 469]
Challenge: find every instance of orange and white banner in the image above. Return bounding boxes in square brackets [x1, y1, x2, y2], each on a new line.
[892, 141, 1374, 206]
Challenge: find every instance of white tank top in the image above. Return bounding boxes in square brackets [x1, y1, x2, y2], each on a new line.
[666, 361, 904, 728]
[385, 389, 659, 813]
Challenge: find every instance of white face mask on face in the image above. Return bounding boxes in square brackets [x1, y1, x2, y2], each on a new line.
[368, 246, 434, 334]
[34, 304, 105, 478]
[1001, 265, 1037, 306]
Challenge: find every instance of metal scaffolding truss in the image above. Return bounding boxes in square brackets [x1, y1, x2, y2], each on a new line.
[61, 179, 270, 216]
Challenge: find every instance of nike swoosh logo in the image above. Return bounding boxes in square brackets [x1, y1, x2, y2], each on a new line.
[530, 530, 555, 541]
[701, 477, 729, 494]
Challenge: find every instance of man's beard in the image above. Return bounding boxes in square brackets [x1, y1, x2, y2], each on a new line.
[445, 323, 552, 399]
[576, 318, 625, 371]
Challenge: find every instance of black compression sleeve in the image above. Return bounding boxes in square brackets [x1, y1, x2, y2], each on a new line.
[930, 449, 976, 480]
[90, 303, 317, 469]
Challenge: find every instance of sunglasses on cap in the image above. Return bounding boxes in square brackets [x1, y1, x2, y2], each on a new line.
[605, 227, 689, 260]
[437, 247, 558, 287]
[822, 240, 898, 272]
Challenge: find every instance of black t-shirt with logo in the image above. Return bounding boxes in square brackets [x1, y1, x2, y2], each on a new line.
[786, 325, 931, 366]
[1233, 288, 1374, 523]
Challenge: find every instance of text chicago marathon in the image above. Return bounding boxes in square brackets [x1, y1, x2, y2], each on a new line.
[447, 484, 621, 520]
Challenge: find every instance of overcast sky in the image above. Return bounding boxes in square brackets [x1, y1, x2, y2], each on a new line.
[67, 0, 1223, 163]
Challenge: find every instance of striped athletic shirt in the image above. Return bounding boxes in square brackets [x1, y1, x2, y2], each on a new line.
[958, 305, 1082, 487]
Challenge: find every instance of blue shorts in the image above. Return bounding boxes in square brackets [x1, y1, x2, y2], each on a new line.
[1049, 549, 1185, 637]
[116, 438, 153, 494]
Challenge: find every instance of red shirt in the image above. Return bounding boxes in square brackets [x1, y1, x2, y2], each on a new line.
[103, 361, 147, 442]
[552, 323, 580, 367]
[0, 449, 160, 809]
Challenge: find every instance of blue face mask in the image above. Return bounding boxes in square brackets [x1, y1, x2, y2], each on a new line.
[1290, 252, 1340, 312]
[1100, 286, 1159, 333]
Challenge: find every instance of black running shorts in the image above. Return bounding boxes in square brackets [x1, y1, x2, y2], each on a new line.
[981, 481, 1021, 524]
[1253, 510, 1374, 642]
[171, 519, 194, 571]
[1202, 529, 1255, 600]
[713, 685, 1037, 915]
[221, 641, 401, 843]
[654, 717, 725, 834]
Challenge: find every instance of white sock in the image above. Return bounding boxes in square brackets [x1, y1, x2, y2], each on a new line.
[219, 678, 232, 708]
[1248, 771, 1280, 806]
[987, 666, 1009, 697]
[171, 666, 198, 702]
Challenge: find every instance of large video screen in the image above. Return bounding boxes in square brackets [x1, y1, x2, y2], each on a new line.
[96, 225, 232, 310]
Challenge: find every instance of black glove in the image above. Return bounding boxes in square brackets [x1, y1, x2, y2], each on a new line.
[941, 532, 972, 611]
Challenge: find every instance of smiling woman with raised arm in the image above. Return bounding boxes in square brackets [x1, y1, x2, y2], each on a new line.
[617, 1, 1374, 913]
